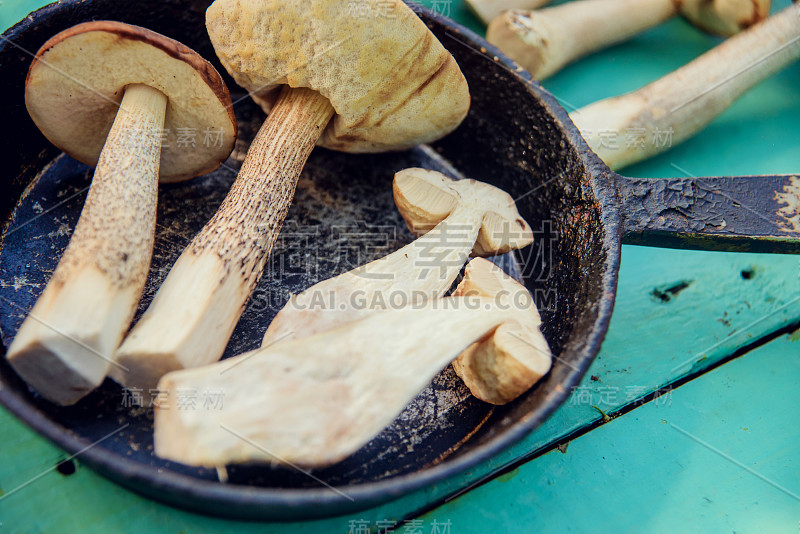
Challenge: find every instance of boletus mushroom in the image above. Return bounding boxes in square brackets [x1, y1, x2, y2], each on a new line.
[7, 21, 235, 405]
[572, 2, 800, 170]
[113, 0, 471, 392]
[488, 0, 770, 80]
[261, 168, 533, 345]
[451, 257, 551, 405]
[154, 296, 527, 469]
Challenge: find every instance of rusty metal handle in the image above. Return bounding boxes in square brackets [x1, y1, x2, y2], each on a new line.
[616, 173, 800, 253]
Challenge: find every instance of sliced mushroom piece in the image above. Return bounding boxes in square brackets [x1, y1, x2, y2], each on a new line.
[451, 258, 551, 405]
[488, 0, 770, 80]
[7, 21, 235, 405]
[261, 168, 533, 345]
[571, 3, 800, 170]
[113, 0, 471, 392]
[154, 296, 522, 468]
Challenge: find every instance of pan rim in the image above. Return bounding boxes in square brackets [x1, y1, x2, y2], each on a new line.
[0, 1, 623, 520]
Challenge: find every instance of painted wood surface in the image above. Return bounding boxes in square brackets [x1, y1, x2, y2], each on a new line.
[402, 333, 800, 534]
[1, 0, 799, 532]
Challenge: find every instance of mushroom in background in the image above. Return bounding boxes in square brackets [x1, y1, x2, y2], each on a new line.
[488, 0, 770, 80]
[571, 3, 800, 170]
[466, 0, 551, 26]
[7, 21, 235, 405]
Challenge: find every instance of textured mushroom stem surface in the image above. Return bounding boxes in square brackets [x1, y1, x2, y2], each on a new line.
[488, 0, 677, 79]
[262, 202, 483, 346]
[466, 0, 551, 25]
[154, 298, 518, 468]
[571, 3, 800, 171]
[113, 86, 334, 391]
[7, 83, 167, 406]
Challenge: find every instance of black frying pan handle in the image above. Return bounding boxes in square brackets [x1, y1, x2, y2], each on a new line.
[615, 174, 800, 254]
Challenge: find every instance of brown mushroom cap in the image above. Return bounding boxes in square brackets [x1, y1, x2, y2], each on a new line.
[25, 21, 237, 183]
[393, 168, 534, 256]
[205, 0, 470, 153]
[681, 0, 770, 35]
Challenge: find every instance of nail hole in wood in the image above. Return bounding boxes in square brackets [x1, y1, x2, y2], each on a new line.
[650, 279, 693, 303]
[56, 459, 76, 476]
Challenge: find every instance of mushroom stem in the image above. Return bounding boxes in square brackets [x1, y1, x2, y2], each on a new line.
[262, 201, 483, 345]
[488, 0, 677, 79]
[488, 0, 770, 80]
[154, 297, 519, 468]
[467, 0, 551, 26]
[7, 83, 167, 406]
[570, 3, 800, 170]
[113, 86, 334, 391]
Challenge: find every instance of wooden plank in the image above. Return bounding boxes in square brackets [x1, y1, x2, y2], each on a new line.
[402, 333, 800, 533]
[1, 250, 797, 531]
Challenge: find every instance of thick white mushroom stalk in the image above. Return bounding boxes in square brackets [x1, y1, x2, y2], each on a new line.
[9, 84, 165, 406]
[260, 170, 547, 406]
[154, 297, 524, 469]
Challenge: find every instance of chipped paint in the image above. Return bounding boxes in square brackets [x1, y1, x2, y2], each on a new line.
[775, 176, 800, 233]
[497, 466, 520, 482]
[789, 328, 800, 343]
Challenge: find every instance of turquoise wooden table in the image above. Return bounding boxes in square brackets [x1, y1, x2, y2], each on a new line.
[1, 1, 799, 532]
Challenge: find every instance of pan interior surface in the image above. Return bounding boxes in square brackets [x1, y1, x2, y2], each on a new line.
[0, 102, 522, 487]
[0, 0, 618, 519]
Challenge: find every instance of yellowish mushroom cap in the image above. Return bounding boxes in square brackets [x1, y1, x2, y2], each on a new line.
[205, 0, 470, 153]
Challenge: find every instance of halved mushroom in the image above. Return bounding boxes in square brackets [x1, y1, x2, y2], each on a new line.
[7, 22, 235, 405]
[488, 0, 770, 80]
[154, 296, 524, 468]
[451, 258, 551, 405]
[261, 168, 533, 345]
[113, 0, 471, 392]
